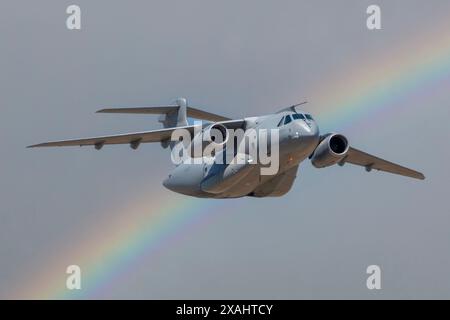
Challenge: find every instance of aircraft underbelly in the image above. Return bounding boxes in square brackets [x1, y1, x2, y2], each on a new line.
[213, 165, 261, 198]
[166, 152, 304, 199]
[248, 163, 299, 197]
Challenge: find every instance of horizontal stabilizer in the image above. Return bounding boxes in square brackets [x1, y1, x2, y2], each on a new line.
[97, 106, 231, 122]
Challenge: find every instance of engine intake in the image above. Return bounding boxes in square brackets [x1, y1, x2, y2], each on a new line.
[311, 133, 349, 168]
[190, 123, 229, 157]
[203, 123, 229, 145]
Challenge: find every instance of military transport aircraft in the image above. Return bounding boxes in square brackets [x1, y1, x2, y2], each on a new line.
[28, 98, 425, 198]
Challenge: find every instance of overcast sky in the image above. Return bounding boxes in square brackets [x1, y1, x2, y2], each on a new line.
[1, 0, 450, 299]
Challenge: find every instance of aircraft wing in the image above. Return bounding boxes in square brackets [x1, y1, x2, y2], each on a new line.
[344, 147, 425, 180]
[27, 120, 245, 149]
[27, 125, 195, 148]
[97, 106, 231, 122]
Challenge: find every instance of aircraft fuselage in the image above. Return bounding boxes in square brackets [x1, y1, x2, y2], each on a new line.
[162, 111, 320, 198]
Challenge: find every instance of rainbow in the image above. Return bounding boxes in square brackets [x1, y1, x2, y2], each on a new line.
[14, 18, 450, 299]
[14, 192, 219, 299]
[309, 19, 450, 131]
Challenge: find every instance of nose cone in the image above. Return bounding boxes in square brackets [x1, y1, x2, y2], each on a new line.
[163, 173, 192, 194]
[162, 175, 172, 190]
[162, 163, 204, 196]
[163, 173, 191, 193]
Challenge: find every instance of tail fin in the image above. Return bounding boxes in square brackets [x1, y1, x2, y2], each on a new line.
[96, 97, 232, 150]
[157, 98, 188, 149]
[97, 98, 230, 123]
[97, 98, 189, 149]
[158, 97, 188, 129]
[97, 97, 189, 129]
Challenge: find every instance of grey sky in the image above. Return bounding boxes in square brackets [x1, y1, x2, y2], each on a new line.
[1, 0, 450, 299]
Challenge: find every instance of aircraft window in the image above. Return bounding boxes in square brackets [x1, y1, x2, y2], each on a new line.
[292, 113, 305, 120]
[277, 116, 284, 127]
[284, 115, 292, 125]
[305, 114, 314, 120]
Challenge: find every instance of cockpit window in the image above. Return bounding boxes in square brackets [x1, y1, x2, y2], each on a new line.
[277, 116, 284, 127]
[305, 114, 314, 120]
[284, 115, 292, 125]
[292, 113, 305, 120]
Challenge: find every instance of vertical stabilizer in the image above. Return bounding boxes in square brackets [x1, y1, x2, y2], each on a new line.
[158, 97, 189, 149]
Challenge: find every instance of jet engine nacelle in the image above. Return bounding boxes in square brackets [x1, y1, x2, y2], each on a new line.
[311, 133, 349, 168]
[190, 123, 229, 157]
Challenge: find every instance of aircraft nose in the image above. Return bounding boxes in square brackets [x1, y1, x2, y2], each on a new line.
[162, 166, 203, 196]
[162, 174, 174, 190]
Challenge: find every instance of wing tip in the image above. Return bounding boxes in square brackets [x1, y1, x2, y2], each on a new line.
[96, 108, 124, 113]
[27, 143, 43, 148]
[27, 143, 58, 148]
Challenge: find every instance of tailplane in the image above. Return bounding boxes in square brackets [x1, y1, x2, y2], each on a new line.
[96, 97, 231, 149]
